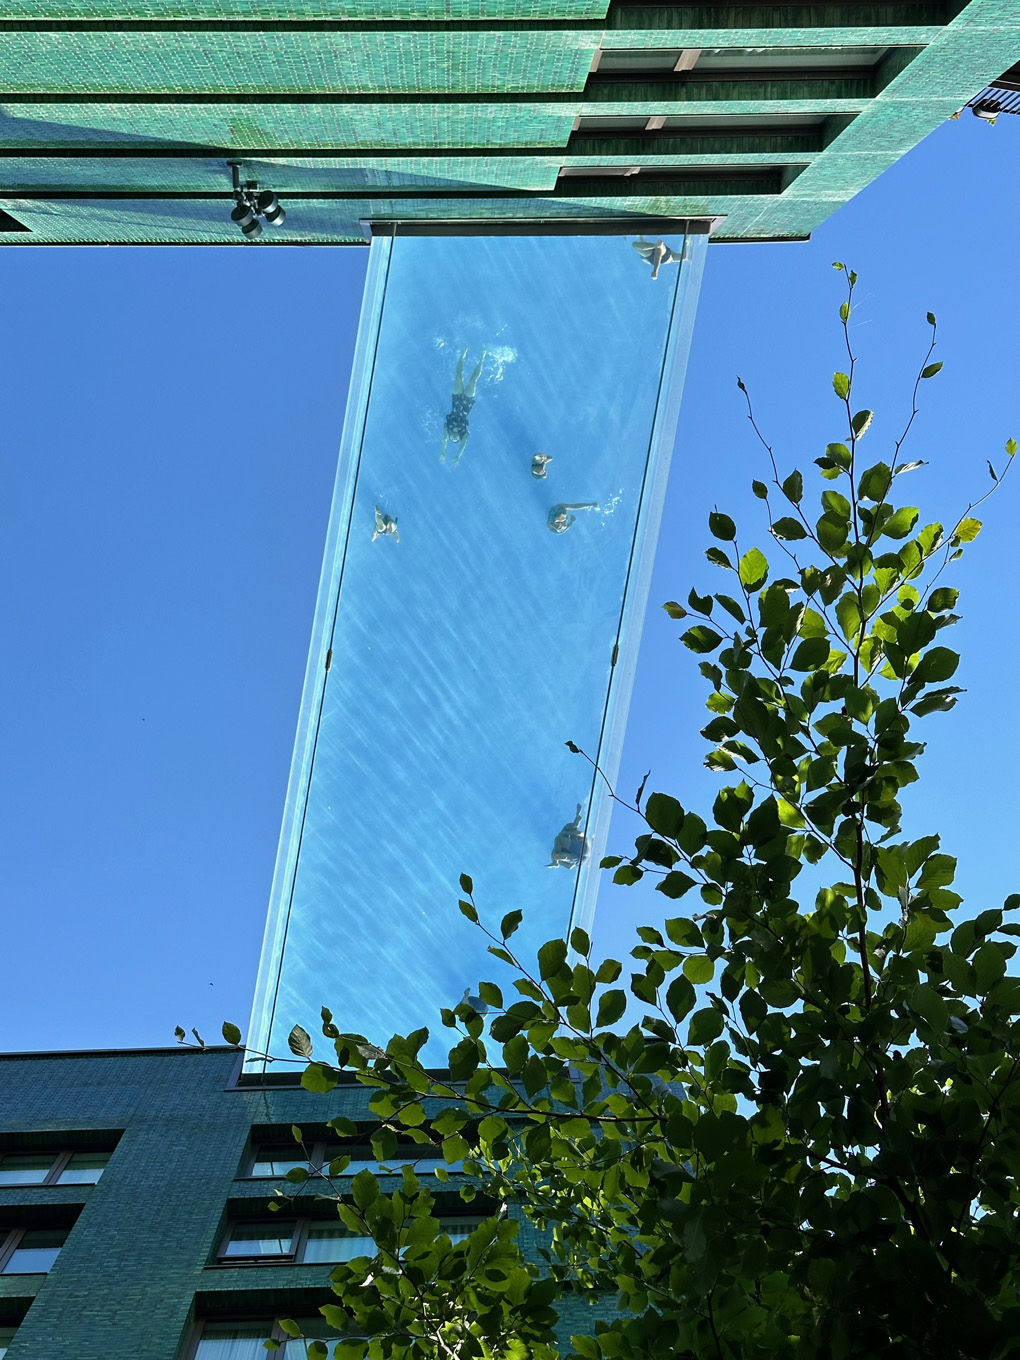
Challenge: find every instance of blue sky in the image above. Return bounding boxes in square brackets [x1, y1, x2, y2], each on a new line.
[1, 115, 1017, 1054]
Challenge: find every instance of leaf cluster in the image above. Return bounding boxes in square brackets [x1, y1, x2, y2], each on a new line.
[258, 273, 1019, 1360]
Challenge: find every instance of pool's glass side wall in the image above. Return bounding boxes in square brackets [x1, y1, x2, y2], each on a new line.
[248, 230, 706, 1071]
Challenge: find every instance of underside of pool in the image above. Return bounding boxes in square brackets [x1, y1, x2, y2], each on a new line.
[247, 228, 706, 1071]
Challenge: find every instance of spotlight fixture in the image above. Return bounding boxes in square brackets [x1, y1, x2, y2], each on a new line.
[971, 98, 1002, 123]
[228, 163, 286, 240]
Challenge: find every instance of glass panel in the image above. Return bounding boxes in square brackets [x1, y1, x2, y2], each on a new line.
[327, 1149, 460, 1176]
[222, 1222, 295, 1257]
[598, 50, 680, 72]
[303, 1226, 374, 1263]
[439, 1218, 486, 1242]
[284, 1320, 338, 1357]
[55, 1152, 110, 1184]
[0, 1154, 54, 1186]
[0, 1325, 16, 1358]
[2, 1229, 66, 1275]
[248, 232, 706, 1071]
[696, 45, 885, 71]
[249, 1146, 309, 1178]
[196, 1322, 272, 1360]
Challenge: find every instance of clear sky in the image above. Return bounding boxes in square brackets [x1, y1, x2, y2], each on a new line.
[1, 115, 1017, 1055]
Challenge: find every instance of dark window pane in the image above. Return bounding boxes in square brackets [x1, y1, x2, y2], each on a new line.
[249, 1146, 308, 1178]
[56, 1152, 110, 1185]
[196, 1322, 271, 1358]
[222, 1222, 295, 1257]
[0, 1155, 54, 1186]
[2, 1228, 66, 1274]
[303, 1225, 374, 1263]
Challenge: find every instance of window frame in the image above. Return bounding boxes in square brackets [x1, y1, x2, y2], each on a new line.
[0, 1225, 68, 1275]
[185, 1314, 336, 1360]
[215, 1214, 486, 1266]
[0, 1149, 111, 1188]
[243, 1139, 460, 1181]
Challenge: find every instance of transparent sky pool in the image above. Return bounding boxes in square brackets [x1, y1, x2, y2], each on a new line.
[248, 229, 706, 1071]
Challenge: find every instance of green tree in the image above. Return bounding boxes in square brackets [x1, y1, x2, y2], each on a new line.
[239, 268, 1020, 1360]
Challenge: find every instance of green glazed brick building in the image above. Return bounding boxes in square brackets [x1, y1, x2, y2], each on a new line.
[0, 0, 1017, 243]
[0, 1045, 594, 1359]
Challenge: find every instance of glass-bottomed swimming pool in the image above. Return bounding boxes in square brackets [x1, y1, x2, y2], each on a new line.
[248, 230, 705, 1070]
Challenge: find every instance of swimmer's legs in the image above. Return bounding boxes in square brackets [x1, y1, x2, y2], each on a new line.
[453, 348, 467, 394]
[464, 351, 486, 398]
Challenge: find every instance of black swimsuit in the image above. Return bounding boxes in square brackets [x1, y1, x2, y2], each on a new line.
[444, 392, 474, 442]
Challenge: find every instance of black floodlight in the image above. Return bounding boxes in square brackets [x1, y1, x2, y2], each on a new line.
[256, 190, 286, 227]
[227, 162, 287, 241]
[971, 98, 1002, 122]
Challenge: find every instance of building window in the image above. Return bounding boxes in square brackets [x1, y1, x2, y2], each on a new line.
[194, 1318, 334, 1358]
[248, 1146, 309, 1179]
[220, 1222, 296, 1261]
[245, 1141, 461, 1181]
[0, 1150, 110, 1187]
[0, 1228, 67, 1275]
[218, 1217, 484, 1265]
[0, 1325, 18, 1357]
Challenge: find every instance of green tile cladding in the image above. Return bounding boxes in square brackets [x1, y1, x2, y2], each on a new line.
[0, 1047, 609, 1357]
[0, 103, 576, 150]
[0, 0, 1016, 241]
[0, 0, 608, 14]
[0, 33, 599, 96]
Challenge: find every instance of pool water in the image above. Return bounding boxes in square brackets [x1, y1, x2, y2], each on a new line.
[248, 230, 705, 1070]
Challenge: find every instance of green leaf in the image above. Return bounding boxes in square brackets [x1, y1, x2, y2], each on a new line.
[882, 506, 920, 540]
[910, 984, 948, 1031]
[852, 409, 874, 438]
[772, 517, 807, 541]
[683, 955, 714, 985]
[288, 1025, 314, 1059]
[221, 1022, 242, 1046]
[709, 510, 736, 541]
[301, 1063, 338, 1094]
[459, 873, 473, 894]
[790, 637, 830, 671]
[681, 626, 723, 654]
[858, 463, 892, 502]
[897, 611, 936, 653]
[501, 910, 523, 939]
[816, 512, 850, 557]
[782, 471, 803, 504]
[752, 480, 769, 499]
[663, 600, 688, 619]
[920, 362, 943, 379]
[538, 938, 568, 979]
[478, 980, 504, 1008]
[738, 548, 769, 591]
[570, 928, 591, 956]
[596, 990, 627, 1027]
[458, 899, 478, 923]
[278, 1320, 303, 1339]
[645, 792, 685, 840]
[705, 546, 733, 569]
[715, 594, 746, 623]
[613, 864, 643, 886]
[927, 587, 959, 612]
[953, 517, 982, 543]
[688, 1008, 725, 1045]
[351, 1168, 380, 1209]
[915, 647, 959, 684]
[666, 975, 696, 1023]
[833, 372, 850, 399]
[657, 871, 696, 900]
